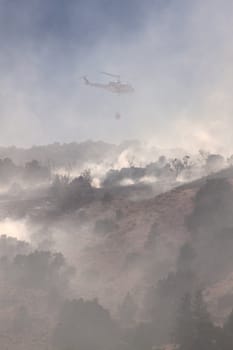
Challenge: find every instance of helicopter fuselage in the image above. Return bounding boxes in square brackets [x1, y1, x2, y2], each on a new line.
[107, 81, 134, 94]
[83, 76, 134, 94]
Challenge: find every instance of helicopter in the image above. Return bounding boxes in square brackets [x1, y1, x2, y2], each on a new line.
[82, 72, 134, 94]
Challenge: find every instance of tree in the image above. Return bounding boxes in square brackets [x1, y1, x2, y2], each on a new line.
[174, 291, 219, 350]
[24, 159, 50, 182]
[192, 290, 218, 350]
[187, 178, 233, 235]
[53, 298, 120, 350]
[118, 293, 137, 326]
[170, 158, 184, 179]
[125, 322, 155, 350]
[144, 270, 197, 345]
[13, 250, 74, 298]
[80, 168, 92, 186]
[222, 309, 233, 350]
[174, 293, 194, 350]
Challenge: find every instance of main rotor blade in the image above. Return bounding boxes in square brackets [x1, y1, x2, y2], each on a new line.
[100, 71, 121, 80]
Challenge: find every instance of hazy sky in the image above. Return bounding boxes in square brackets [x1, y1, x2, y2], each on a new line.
[1, 0, 233, 151]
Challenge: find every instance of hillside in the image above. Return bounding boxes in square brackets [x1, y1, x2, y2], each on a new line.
[0, 165, 233, 349]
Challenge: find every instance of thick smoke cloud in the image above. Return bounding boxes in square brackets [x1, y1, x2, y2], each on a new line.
[0, 0, 233, 151]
